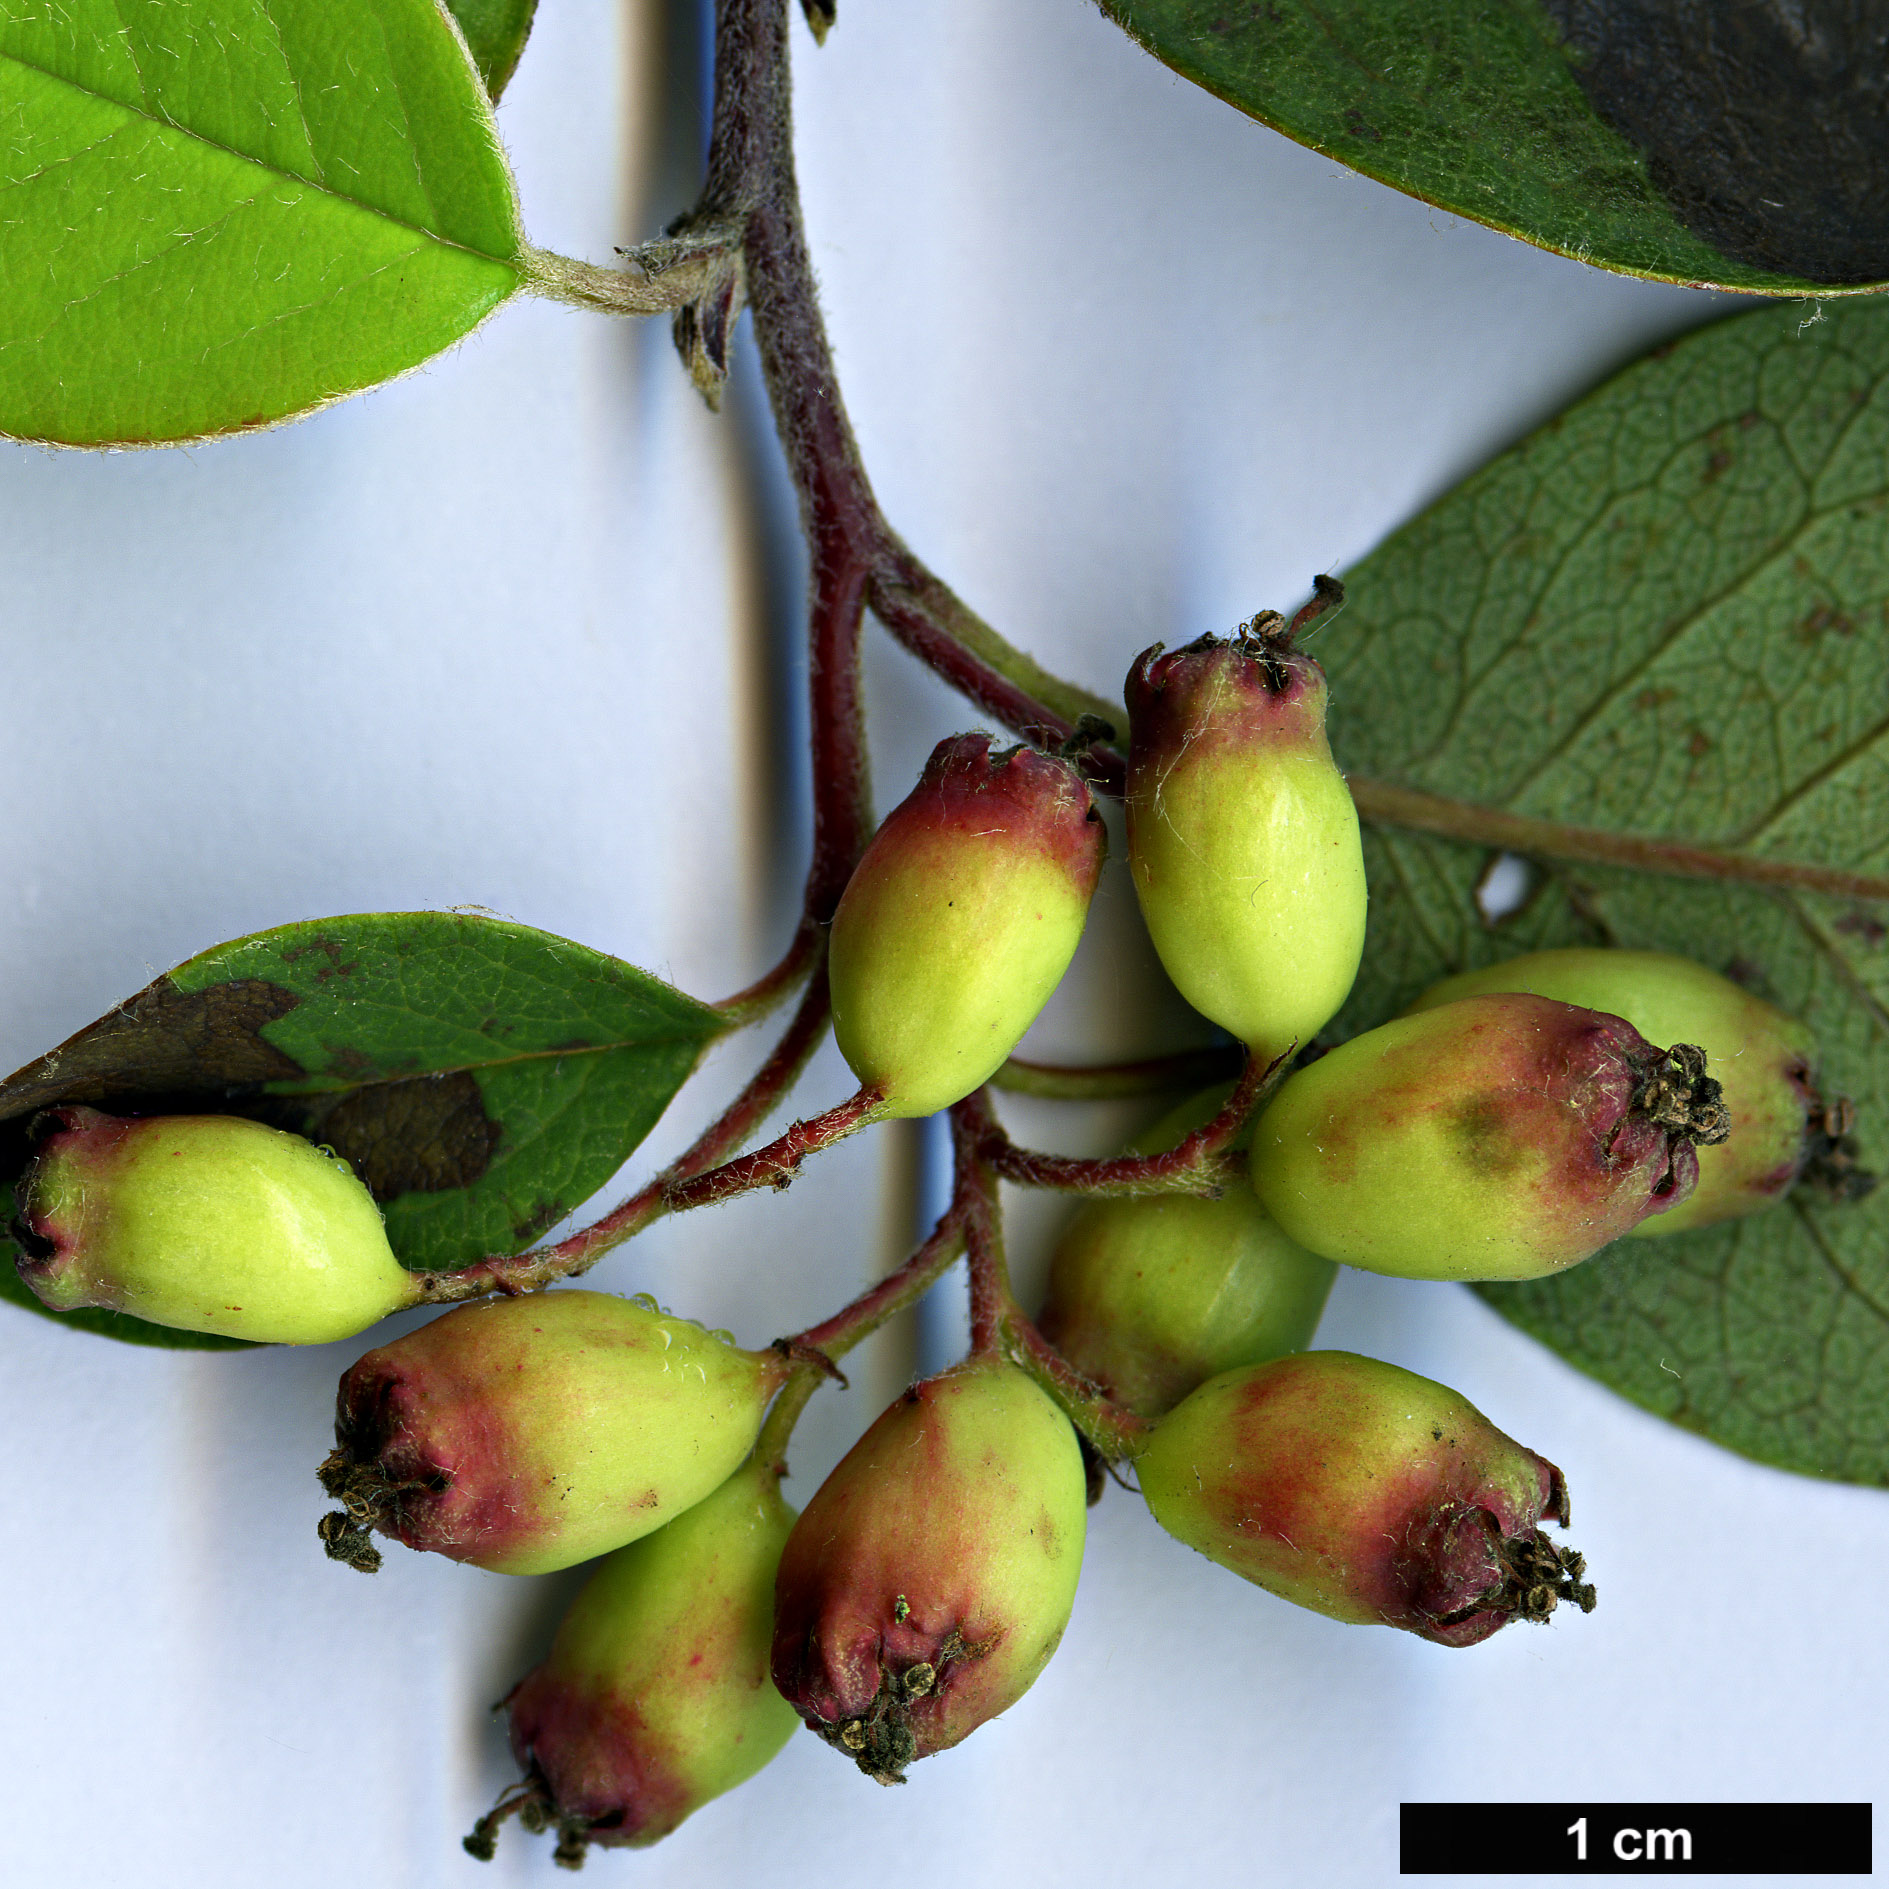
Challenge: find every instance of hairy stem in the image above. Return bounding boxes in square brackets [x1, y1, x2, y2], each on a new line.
[703, 0, 875, 922]
[660, 1082, 883, 1212]
[946, 1094, 1154, 1457]
[698, 0, 1127, 799]
[422, 0, 888, 1310]
[958, 1104, 1008, 1355]
[999, 1304, 1155, 1462]
[756, 1212, 970, 1473]
[868, 560, 1125, 787]
[521, 243, 722, 314]
[975, 1047, 1281, 1196]
[416, 965, 836, 1303]
[793, 1216, 968, 1363]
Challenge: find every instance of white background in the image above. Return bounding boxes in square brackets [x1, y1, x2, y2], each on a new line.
[2, 3, 1881, 1886]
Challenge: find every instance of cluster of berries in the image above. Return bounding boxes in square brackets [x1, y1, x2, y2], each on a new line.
[10, 602, 1844, 1864]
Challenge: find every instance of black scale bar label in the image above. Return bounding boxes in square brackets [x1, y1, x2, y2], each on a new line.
[1401, 1803, 1871, 1875]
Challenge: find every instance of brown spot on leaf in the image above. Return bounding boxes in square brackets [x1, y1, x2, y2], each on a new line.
[282, 936, 358, 981]
[1344, 107, 1382, 142]
[1543, 0, 1889, 285]
[1794, 601, 1856, 643]
[281, 1070, 503, 1200]
[1686, 728, 1713, 758]
[1636, 686, 1677, 711]
[321, 1044, 387, 1083]
[0, 977, 305, 1122]
[1835, 911, 1888, 947]
[1702, 444, 1733, 482]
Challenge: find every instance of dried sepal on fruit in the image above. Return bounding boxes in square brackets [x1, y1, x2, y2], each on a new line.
[1125, 602, 1366, 1061]
[1408, 948, 1839, 1234]
[771, 1356, 1086, 1783]
[14, 1106, 419, 1344]
[829, 732, 1106, 1120]
[1138, 1351, 1593, 1647]
[466, 1458, 800, 1866]
[318, 1290, 787, 1576]
[1250, 993, 1730, 1280]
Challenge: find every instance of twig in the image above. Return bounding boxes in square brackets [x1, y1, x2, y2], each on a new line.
[950, 1091, 1153, 1459]
[756, 1210, 970, 1472]
[660, 1082, 883, 1213]
[416, 964, 837, 1303]
[998, 1301, 1155, 1463]
[975, 1048, 1282, 1196]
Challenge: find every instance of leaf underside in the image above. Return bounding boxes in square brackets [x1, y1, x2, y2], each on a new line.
[1099, 0, 1889, 296]
[1320, 297, 1889, 1487]
[0, 0, 524, 446]
[0, 912, 726, 1348]
[443, 0, 539, 101]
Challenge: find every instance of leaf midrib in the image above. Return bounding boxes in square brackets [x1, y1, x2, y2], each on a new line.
[263, 1026, 720, 1095]
[0, 41, 520, 270]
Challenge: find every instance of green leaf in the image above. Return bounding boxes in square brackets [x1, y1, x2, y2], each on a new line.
[0, 0, 526, 445]
[444, 0, 538, 101]
[1319, 297, 1889, 1486]
[0, 912, 727, 1346]
[1098, 1, 1889, 295]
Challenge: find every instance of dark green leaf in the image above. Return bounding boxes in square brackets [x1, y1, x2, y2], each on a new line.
[0, 0, 526, 445]
[0, 912, 727, 1347]
[1098, 0, 1889, 295]
[445, 0, 539, 100]
[1320, 298, 1889, 1485]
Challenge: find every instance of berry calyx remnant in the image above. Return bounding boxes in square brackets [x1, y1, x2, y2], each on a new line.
[829, 733, 1106, 1120]
[1125, 605, 1366, 1062]
[1408, 948, 1830, 1235]
[1250, 993, 1729, 1279]
[1036, 1085, 1335, 1416]
[1138, 1351, 1594, 1646]
[467, 1457, 800, 1866]
[14, 1106, 419, 1344]
[317, 1289, 787, 1576]
[770, 1355, 1086, 1783]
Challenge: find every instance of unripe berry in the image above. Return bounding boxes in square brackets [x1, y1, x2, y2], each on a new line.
[1250, 994, 1729, 1279]
[318, 1290, 787, 1576]
[14, 1106, 418, 1344]
[1139, 1352, 1592, 1647]
[1037, 1087, 1335, 1416]
[1125, 624, 1366, 1059]
[472, 1459, 800, 1864]
[1409, 949, 1818, 1236]
[771, 1356, 1086, 1782]
[829, 733, 1106, 1120]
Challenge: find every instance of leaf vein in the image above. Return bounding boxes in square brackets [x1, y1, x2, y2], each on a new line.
[1734, 708, 1889, 853]
[0, 45, 513, 265]
[1417, 415, 1712, 767]
[250, 0, 323, 185]
[1789, 1198, 1889, 1331]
